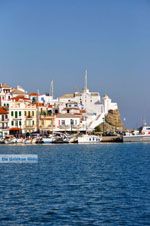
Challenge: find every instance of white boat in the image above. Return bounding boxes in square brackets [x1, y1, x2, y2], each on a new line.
[4, 137, 17, 144]
[78, 134, 102, 143]
[42, 137, 53, 144]
[24, 138, 32, 144]
[123, 126, 150, 142]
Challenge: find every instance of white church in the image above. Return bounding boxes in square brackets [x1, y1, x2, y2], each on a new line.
[59, 71, 118, 131]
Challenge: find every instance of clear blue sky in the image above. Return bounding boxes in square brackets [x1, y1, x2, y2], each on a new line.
[0, 0, 150, 128]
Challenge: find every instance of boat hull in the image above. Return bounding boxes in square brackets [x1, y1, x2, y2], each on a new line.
[78, 135, 101, 144]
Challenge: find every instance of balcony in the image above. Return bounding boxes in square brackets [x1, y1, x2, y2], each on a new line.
[39, 125, 54, 130]
[0, 127, 9, 130]
[26, 116, 33, 119]
[40, 115, 54, 120]
[0, 119, 9, 122]
[24, 125, 35, 128]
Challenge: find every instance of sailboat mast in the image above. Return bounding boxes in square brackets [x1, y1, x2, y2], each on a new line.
[84, 69, 88, 91]
[50, 80, 54, 99]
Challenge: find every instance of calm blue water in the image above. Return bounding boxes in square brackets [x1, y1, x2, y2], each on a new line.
[0, 143, 150, 226]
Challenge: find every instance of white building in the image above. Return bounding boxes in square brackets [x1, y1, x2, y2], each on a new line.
[59, 72, 118, 130]
[0, 83, 12, 108]
[103, 95, 118, 114]
[8, 97, 37, 134]
[54, 113, 81, 131]
[0, 107, 9, 137]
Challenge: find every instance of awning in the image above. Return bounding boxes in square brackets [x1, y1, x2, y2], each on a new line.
[9, 127, 22, 131]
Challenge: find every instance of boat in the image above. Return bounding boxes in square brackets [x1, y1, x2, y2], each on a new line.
[42, 136, 53, 144]
[4, 136, 17, 144]
[0, 138, 5, 144]
[78, 134, 102, 143]
[123, 126, 150, 142]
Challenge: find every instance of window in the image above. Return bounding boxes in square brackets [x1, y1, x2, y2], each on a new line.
[55, 109, 58, 114]
[19, 111, 21, 116]
[24, 111, 26, 116]
[19, 121, 22, 126]
[70, 119, 74, 125]
[11, 111, 13, 117]
[61, 120, 65, 125]
[15, 111, 17, 118]
[11, 121, 14, 126]
[32, 121, 34, 126]
[48, 110, 52, 116]
[32, 111, 34, 116]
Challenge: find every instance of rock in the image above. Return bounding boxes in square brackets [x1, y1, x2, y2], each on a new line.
[95, 109, 124, 133]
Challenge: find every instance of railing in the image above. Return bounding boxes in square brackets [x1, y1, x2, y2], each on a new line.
[26, 116, 33, 119]
[24, 126, 35, 129]
[0, 127, 9, 129]
[0, 119, 9, 122]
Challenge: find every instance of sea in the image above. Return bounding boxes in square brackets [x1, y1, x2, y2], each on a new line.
[0, 143, 150, 226]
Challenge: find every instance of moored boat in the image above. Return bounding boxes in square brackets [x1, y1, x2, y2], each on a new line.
[78, 134, 102, 144]
[42, 137, 53, 144]
[123, 126, 150, 142]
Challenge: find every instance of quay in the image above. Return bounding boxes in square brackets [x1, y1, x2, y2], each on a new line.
[101, 135, 123, 143]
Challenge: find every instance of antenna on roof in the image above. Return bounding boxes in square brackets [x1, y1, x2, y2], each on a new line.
[50, 80, 54, 99]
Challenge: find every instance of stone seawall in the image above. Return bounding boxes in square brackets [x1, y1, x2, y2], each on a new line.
[101, 136, 123, 143]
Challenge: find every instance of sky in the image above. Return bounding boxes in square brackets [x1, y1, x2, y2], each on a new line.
[0, 0, 150, 128]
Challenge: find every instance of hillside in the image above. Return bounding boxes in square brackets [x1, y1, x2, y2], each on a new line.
[95, 109, 124, 133]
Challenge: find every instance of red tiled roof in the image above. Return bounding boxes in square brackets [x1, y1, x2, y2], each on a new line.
[29, 92, 39, 96]
[11, 95, 30, 101]
[0, 107, 8, 114]
[47, 104, 53, 108]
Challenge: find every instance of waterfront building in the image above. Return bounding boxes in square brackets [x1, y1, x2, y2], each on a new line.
[39, 115, 54, 133]
[0, 78, 120, 135]
[61, 102, 81, 115]
[0, 83, 12, 108]
[37, 103, 55, 133]
[9, 96, 37, 134]
[54, 113, 81, 132]
[0, 107, 9, 137]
